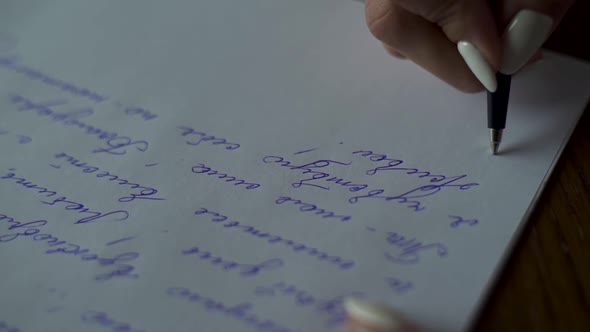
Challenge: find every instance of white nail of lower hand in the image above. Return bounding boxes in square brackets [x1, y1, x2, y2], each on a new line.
[344, 298, 404, 331]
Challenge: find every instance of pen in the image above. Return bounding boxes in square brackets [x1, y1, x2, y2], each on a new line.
[487, 0, 510, 155]
[485, 9, 554, 155]
[487, 72, 511, 154]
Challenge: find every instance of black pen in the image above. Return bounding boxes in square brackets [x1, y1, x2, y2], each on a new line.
[484, 8, 554, 155]
[487, 72, 511, 154]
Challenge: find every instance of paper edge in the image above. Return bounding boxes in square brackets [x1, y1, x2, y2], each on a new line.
[463, 52, 590, 331]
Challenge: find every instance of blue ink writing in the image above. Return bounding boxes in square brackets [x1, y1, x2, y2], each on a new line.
[294, 148, 318, 155]
[0, 213, 139, 281]
[167, 287, 297, 332]
[0, 321, 21, 332]
[16, 135, 31, 144]
[261, 155, 365, 191]
[275, 196, 351, 222]
[347, 173, 479, 211]
[123, 106, 158, 121]
[352, 149, 479, 193]
[8, 94, 148, 155]
[194, 208, 355, 270]
[0, 169, 129, 224]
[254, 281, 363, 327]
[54, 152, 165, 203]
[105, 236, 135, 246]
[449, 215, 479, 228]
[262, 154, 434, 211]
[383, 231, 448, 264]
[386, 277, 413, 294]
[82, 311, 145, 332]
[0, 128, 31, 144]
[177, 126, 240, 150]
[182, 245, 283, 277]
[0, 54, 106, 103]
[191, 163, 260, 189]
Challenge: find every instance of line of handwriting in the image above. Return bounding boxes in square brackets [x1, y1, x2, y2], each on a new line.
[191, 163, 261, 189]
[254, 281, 362, 327]
[262, 154, 479, 212]
[0, 54, 106, 103]
[0, 169, 129, 224]
[177, 126, 240, 150]
[0, 53, 162, 122]
[8, 94, 149, 155]
[182, 245, 284, 277]
[352, 150, 470, 181]
[166, 287, 297, 332]
[0, 50, 164, 121]
[81, 311, 146, 332]
[274, 196, 351, 222]
[53, 152, 165, 203]
[0, 213, 139, 281]
[194, 208, 355, 270]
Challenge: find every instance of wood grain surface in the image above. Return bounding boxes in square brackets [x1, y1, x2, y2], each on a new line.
[473, 2, 590, 331]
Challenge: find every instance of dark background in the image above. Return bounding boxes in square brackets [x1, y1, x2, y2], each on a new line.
[474, 1, 590, 331]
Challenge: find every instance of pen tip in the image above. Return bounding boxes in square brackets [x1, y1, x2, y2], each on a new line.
[489, 129, 502, 155]
[491, 142, 499, 155]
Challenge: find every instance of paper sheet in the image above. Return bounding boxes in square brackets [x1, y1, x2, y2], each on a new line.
[1, 1, 589, 331]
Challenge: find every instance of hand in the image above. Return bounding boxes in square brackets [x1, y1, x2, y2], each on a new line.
[365, 0, 576, 93]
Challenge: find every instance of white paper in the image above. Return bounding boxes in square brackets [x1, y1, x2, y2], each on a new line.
[1, 1, 589, 332]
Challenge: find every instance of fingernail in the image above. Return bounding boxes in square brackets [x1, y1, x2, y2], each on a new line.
[457, 41, 497, 92]
[344, 298, 403, 330]
[501, 10, 553, 75]
[517, 50, 544, 75]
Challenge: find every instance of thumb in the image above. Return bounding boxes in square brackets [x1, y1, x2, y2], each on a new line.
[393, 0, 502, 92]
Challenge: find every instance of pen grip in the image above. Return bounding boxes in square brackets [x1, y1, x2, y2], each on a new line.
[487, 73, 512, 129]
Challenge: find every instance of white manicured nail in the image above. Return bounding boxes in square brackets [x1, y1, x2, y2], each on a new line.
[344, 298, 403, 330]
[457, 41, 497, 92]
[501, 10, 553, 75]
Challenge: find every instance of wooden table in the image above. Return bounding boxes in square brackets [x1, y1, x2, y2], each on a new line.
[474, 2, 590, 331]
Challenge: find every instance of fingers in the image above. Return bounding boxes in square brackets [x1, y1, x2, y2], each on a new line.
[393, 0, 502, 70]
[344, 298, 422, 332]
[365, 0, 486, 93]
[496, 0, 576, 74]
[365, 0, 572, 92]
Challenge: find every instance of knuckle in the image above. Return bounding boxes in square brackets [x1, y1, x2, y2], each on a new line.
[421, 0, 465, 25]
[365, 0, 407, 48]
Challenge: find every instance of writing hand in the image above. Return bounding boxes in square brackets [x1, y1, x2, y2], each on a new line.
[365, 0, 575, 93]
